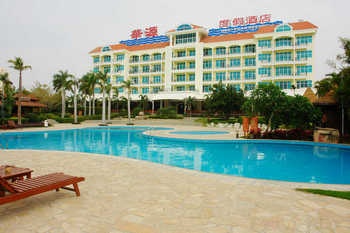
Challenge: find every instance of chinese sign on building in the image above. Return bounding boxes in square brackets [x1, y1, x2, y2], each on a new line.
[219, 14, 272, 28]
[130, 26, 159, 39]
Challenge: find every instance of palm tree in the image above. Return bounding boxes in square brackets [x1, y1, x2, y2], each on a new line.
[139, 94, 148, 113]
[96, 71, 108, 124]
[8, 57, 32, 125]
[184, 96, 195, 118]
[106, 83, 112, 122]
[121, 80, 133, 124]
[69, 77, 79, 124]
[0, 72, 13, 121]
[80, 72, 96, 116]
[53, 70, 74, 118]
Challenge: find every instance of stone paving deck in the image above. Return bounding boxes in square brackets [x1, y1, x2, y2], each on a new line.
[0, 119, 350, 232]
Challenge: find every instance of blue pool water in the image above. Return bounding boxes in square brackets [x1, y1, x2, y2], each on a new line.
[170, 131, 229, 135]
[1, 126, 350, 184]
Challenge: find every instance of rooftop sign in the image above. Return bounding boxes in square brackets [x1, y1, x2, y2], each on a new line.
[120, 26, 170, 46]
[209, 14, 282, 36]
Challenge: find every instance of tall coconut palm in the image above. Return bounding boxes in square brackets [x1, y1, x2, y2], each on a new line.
[106, 83, 112, 122]
[121, 80, 133, 124]
[53, 70, 74, 118]
[96, 71, 108, 124]
[139, 94, 148, 113]
[67, 77, 79, 124]
[81, 72, 98, 115]
[8, 57, 32, 125]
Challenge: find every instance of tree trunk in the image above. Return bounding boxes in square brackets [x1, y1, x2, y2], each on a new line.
[73, 85, 78, 124]
[61, 88, 65, 118]
[127, 92, 131, 124]
[108, 93, 111, 121]
[18, 71, 22, 125]
[102, 88, 106, 124]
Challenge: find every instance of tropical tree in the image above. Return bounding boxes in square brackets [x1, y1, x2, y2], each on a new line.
[0, 72, 14, 121]
[69, 77, 79, 124]
[96, 71, 108, 124]
[31, 81, 58, 112]
[8, 57, 32, 125]
[243, 83, 287, 130]
[139, 94, 148, 113]
[53, 70, 74, 118]
[121, 80, 133, 124]
[204, 82, 244, 119]
[80, 72, 98, 116]
[315, 38, 350, 135]
[184, 96, 195, 118]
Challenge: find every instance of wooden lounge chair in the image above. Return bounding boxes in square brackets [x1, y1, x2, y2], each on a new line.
[0, 172, 85, 205]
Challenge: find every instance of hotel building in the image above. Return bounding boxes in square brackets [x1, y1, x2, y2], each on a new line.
[89, 18, 317, 108]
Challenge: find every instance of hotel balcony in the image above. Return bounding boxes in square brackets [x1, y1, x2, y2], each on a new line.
[274, 45, 293, 51]
[275, 59, 294, 65]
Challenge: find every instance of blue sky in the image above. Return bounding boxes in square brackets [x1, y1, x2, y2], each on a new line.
[1, 0, 350, 89]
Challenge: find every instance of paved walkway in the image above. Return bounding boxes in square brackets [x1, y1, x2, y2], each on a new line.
[0, 119, 350, 233]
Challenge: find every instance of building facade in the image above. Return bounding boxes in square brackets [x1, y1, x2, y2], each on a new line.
[89, 20, 318, 102]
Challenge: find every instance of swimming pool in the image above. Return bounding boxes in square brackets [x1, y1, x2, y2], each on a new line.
[169, 130, 229, 135]
[1, 126, 350, 184]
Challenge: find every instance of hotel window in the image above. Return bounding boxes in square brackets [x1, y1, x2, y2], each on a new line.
[130, 55, 139, 63]
[244, 58, 256, 66]
[189, 73, 195, 81]
[93, 57, 100, 63]
[297, 80, 312, 88]
[152, 87, 160, 93]
[176, 62, 185, 70]
[153, 53, 162, 60]
[118, 87, 124, 93]
[229, 71, 240, 80]
[131, 77, 138, 84]
[142, 54, 150, 61]
[116, 54, 125, 61]
[93, 67, 99, 73]
[176, 86, 185, 91]
[232, 84, 241, 92]
[203, 73, 212, 81]
[216, 72, 226, 81]
[153, 64, 161, 72]
[275, 81, 291, 89]
[189, 50, 196, 56]
[114, 65, 124, 72]
[130, 66, 138, 74]
[296, 65, 312, 75]
[296, 36, 312, 45]
[229, 58, 240, 67]
[275, 24, 292, 32]
[103, 66, 111, 73]
[244, 71, 256, 80]
[215, 47, 226, 55]
[94, 87, 100, 94]
[258, 53, 271, 62]
[275, 38, 292, 47]
[244, 83, 255, 91]
[102, 46, 110, 52]
[107, 77, 111, 84]
[189, 61, 195, 69]
[176, 74, 186, 82]
[203, 60, 212, 69]
[132, 88, 138, 94]
[229, 46, 241, 54]
[203, 85, 211, 93]
[203, 48, 212, 56]
[177, 50, 186, 57]
[244, 44, 256, 53]
[258, 68, 271, 77]
[142, 65, 150, 73]
[275, 52, 292, 61]
[216, 59, 226, 68]
[188, 85, 195, 91]
[258, 40, 271, 48]
[296, 50, 312, 60]
[142, 87, 149, 94]
[175, 33, 196, 44]
[142, 76, 149, 84]
[116, 76, 124, 84]
[275, 66, 292, 76]
[153, 76, 161, 83]
[103, 56, 111, 63]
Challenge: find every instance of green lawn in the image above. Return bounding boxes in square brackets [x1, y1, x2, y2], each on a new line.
[296, 188, 350, 200]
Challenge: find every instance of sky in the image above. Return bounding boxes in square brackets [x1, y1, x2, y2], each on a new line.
[1, 0, 350, 90]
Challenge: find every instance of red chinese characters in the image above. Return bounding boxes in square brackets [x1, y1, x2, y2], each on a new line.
[130, 26, 159, 39]
[130, 29, 143, 39]
[219, 14, 272, 28]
